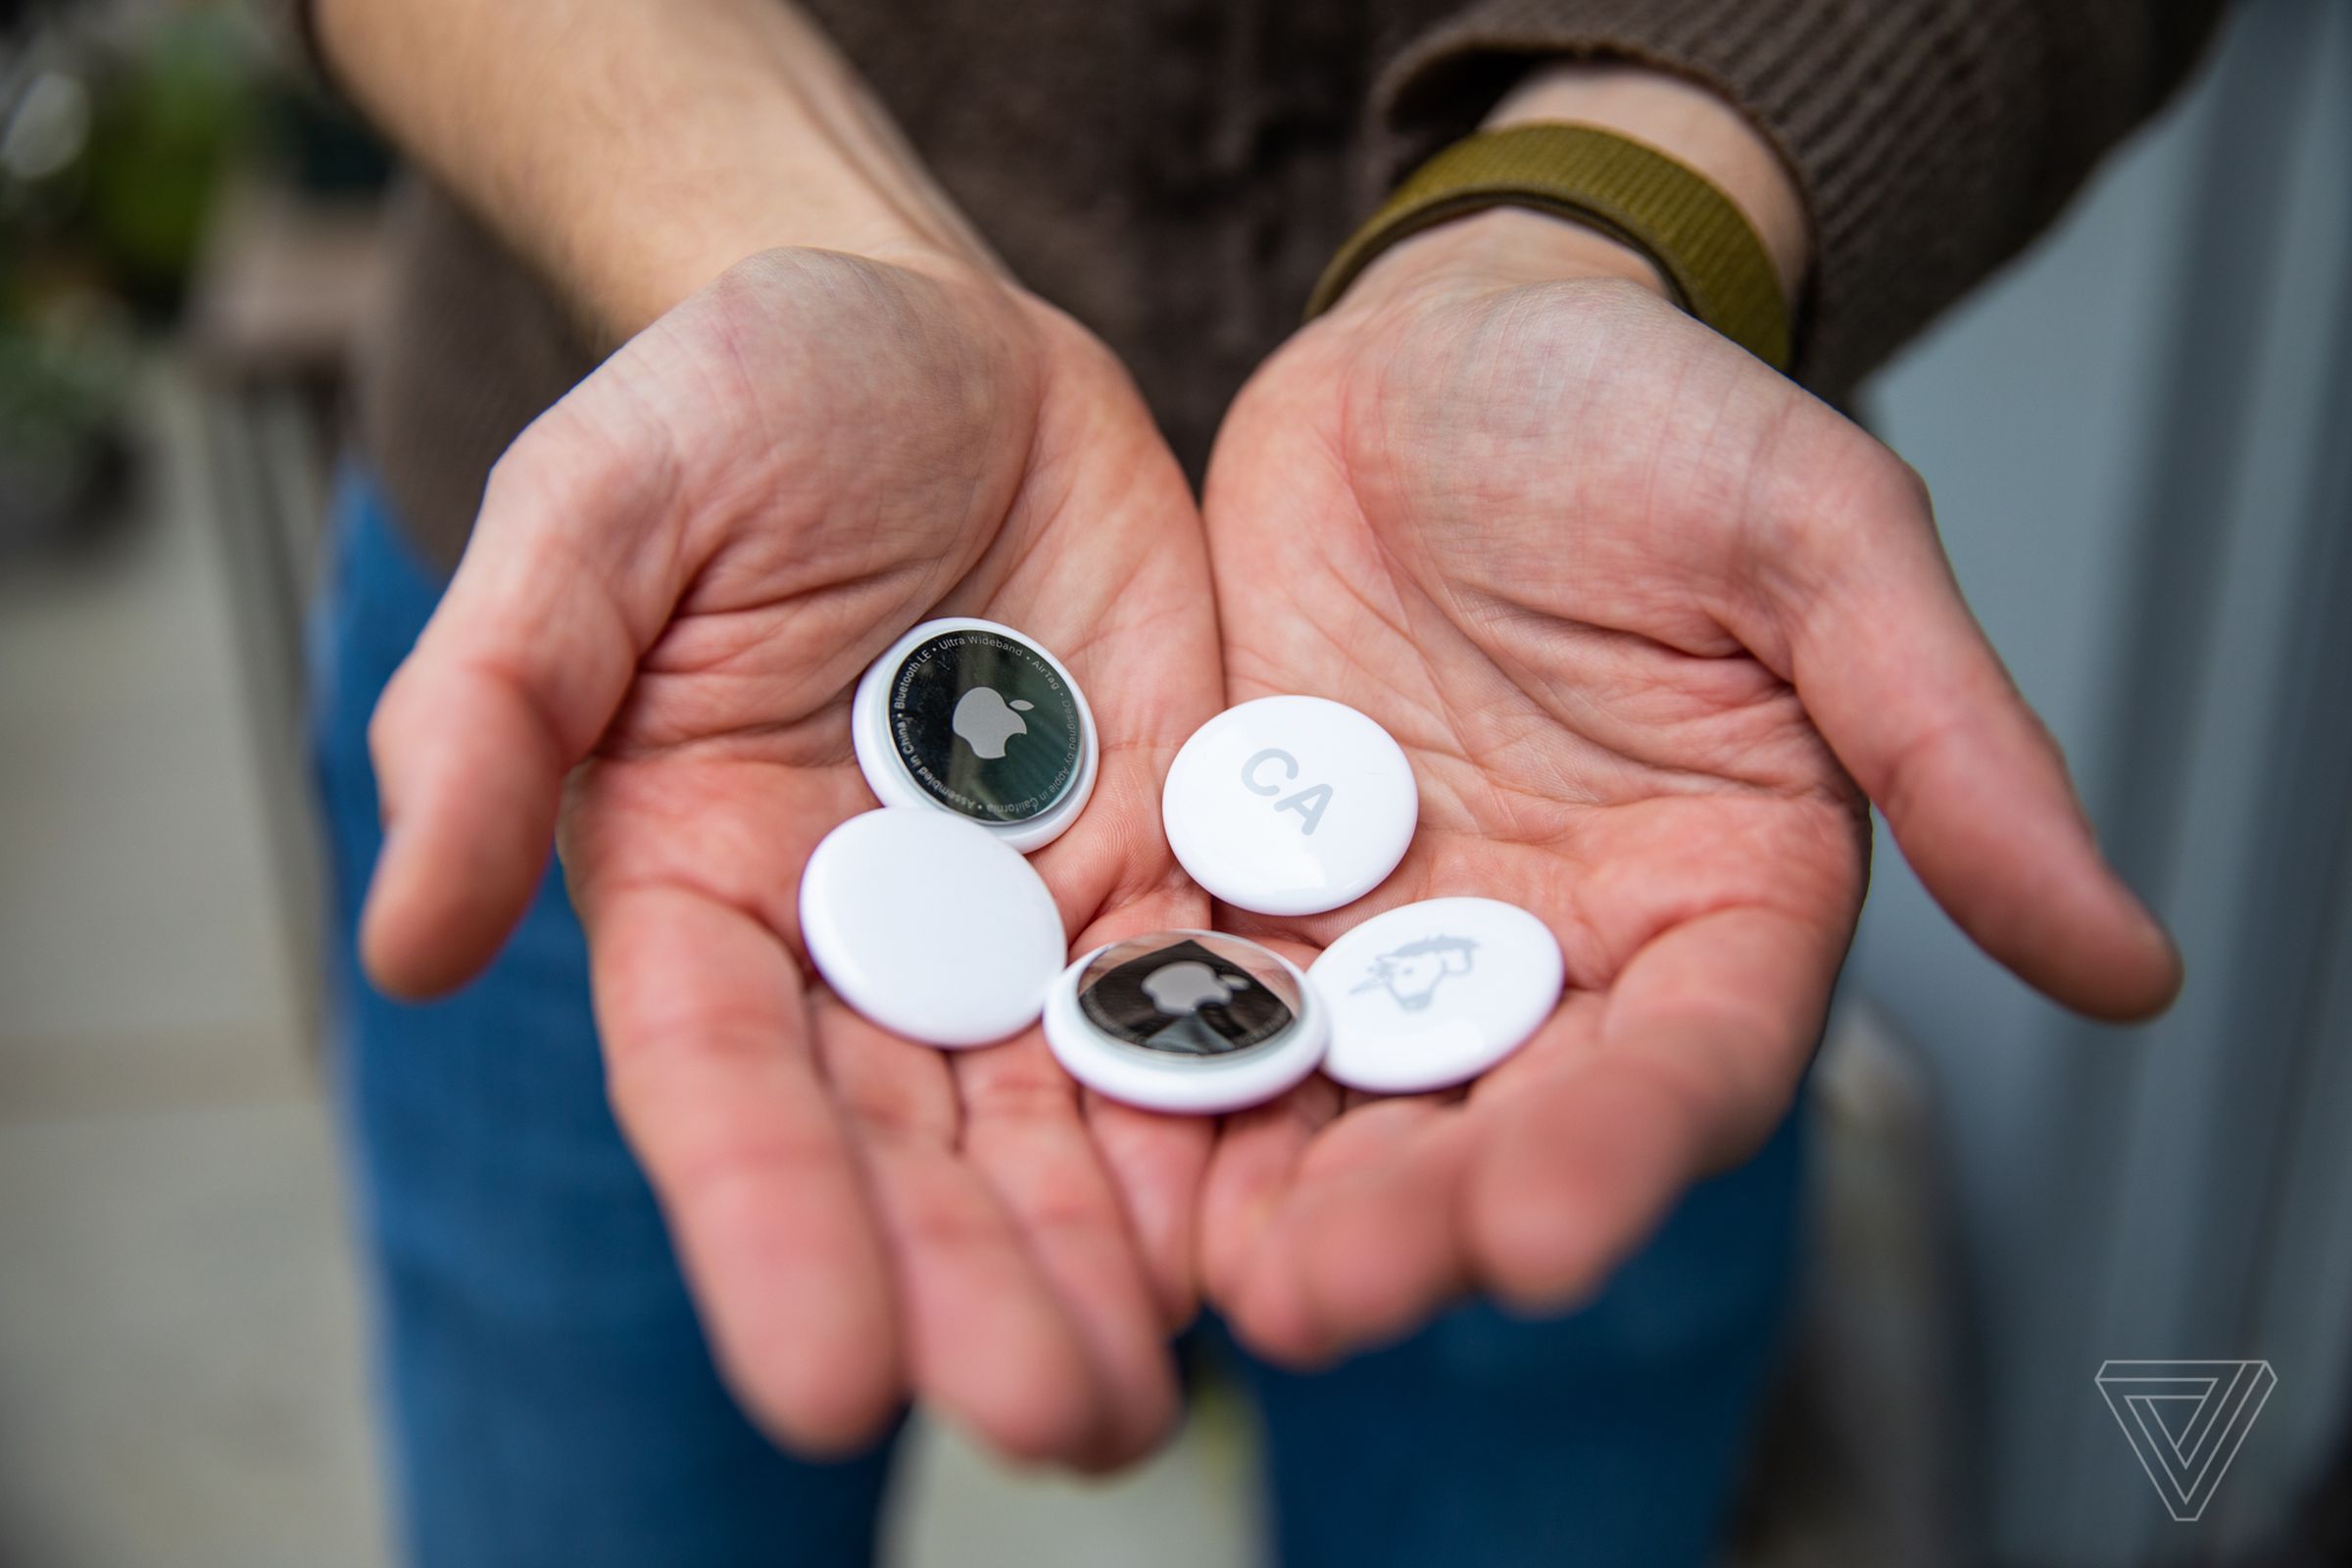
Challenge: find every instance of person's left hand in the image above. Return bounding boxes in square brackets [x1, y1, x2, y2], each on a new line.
[1194, 211, 2180, 1365]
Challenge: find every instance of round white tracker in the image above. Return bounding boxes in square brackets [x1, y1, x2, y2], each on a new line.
[1161, 696, 1417, 916]
[852, 616, 1099, 853]
[1045, 931, 1328, 1113]
[800, 808, 1067, 1049]
[1309, 898, 1564, 1094]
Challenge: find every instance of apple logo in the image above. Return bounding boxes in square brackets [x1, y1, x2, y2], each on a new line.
[952, 686, 1035, 760]
[1141, 961, 1250, 1016]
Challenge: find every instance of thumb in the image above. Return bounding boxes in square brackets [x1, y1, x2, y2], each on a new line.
[361, 403, 687, 998]
[1755, 438, 2180, 1021]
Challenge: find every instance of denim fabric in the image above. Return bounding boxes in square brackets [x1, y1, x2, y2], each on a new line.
[310, 468, 1802, 1568]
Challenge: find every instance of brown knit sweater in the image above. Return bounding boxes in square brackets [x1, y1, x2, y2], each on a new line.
[310, 0, 2228, 569]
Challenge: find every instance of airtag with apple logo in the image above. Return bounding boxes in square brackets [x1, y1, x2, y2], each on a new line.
[853, 616, 1098, 853]
[1045, 931, 1328, 1113]
[1160, 696, 1418, 915]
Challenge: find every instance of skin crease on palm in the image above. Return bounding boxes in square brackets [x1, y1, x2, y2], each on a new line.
[359, 250, 1227, 1470]
[355, 227, 2182, 1471]
[315, 0, 2187, 1477]
[1193, 211, 2182, 1369]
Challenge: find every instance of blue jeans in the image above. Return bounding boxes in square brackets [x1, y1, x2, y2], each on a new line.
[311, 469, 1803, 1568]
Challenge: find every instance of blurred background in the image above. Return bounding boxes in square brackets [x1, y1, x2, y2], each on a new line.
[0, 1, 2345, 1564]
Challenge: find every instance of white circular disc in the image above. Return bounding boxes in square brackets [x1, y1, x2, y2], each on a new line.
[1160, 696, 1417, 916]
[1309, 898, 1564, 1094]
[852, 616, 1099, 853]
[1045, 932, 1328, 1113]
[800, 808, 1067, 1048]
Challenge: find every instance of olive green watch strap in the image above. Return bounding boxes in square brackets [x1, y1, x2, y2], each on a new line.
[1307, 123, 1792, 371]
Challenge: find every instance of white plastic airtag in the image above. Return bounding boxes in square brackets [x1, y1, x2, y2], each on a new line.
[1160, 696, 1418, 916]
[800, 808, 1067, 1048]
[1044, 931, 1327, 1113]
[1309, 897, 1564, 1094]
[852, 617, 1099, 853]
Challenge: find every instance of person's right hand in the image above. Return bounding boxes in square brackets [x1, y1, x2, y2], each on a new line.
[1190, 211, 2180, 1368]
[358, 248, 1222, 1469]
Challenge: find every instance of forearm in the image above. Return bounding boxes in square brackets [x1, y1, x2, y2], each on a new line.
[312, 0, 994, 336]
[1375, 0, 2228, 391]
[1484, 63, 1809, 304]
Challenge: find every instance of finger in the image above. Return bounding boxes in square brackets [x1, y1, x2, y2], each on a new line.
[590, 882, 903, 1454]
[1466, 905, 1834, 1312]
[1052, 881, 1223, 1328]
[813, 1004, 1109, 1466]
[1229, 1097, 1477, 1367]
[1083, 1096, 1213, 1331]
[958, 1041, 1182, 1469]
[964, 411, 1224, 1322]
[1757, 439, 2180, 1019]
[362, 402, 687, 999]
[1196, 1071, 1341, 1313]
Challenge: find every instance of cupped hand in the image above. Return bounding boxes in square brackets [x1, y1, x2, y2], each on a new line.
[360, 248, 1221, 1467]
[1196, 212, 2180, 1366]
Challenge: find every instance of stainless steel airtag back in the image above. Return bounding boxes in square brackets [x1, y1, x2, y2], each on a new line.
[853, 617, 1099, 853]
[1046, 931, 1327, 1113]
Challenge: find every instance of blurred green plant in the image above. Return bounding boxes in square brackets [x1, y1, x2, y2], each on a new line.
[82, 14, 253, 308]
[1, 5, 387, 548]
[0, 7, 262, 547]
[3, 10, 258, 318]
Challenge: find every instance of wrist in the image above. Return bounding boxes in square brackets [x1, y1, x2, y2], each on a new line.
[1313, 64, 1807, 363]
[590, 127, 1005, 335]
[319, 0, 1005, 341]
[1331, 206, 1667, 325]
[596, 8, 1007, 333]
[1484, 63, 1809, 305]
[623, 220, 996, 340]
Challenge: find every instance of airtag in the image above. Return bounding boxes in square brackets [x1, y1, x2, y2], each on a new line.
[1161, 696, 1417, 915]
[852, 617, 1098, 853]
[1044, 931, 1328, 1113]
[1308, 898, 1564, 1094]
[800, 808, 1067, 1048]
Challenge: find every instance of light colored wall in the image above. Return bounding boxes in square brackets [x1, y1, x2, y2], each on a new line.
[1849, 1, 2352, 1560]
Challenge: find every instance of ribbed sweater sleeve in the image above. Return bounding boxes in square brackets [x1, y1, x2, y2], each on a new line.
[1375, 0, 2230, 394]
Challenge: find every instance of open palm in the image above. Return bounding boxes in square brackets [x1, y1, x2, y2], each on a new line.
[1197, 247, 2179, 1365]
[361, 249, 1220, 1466]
